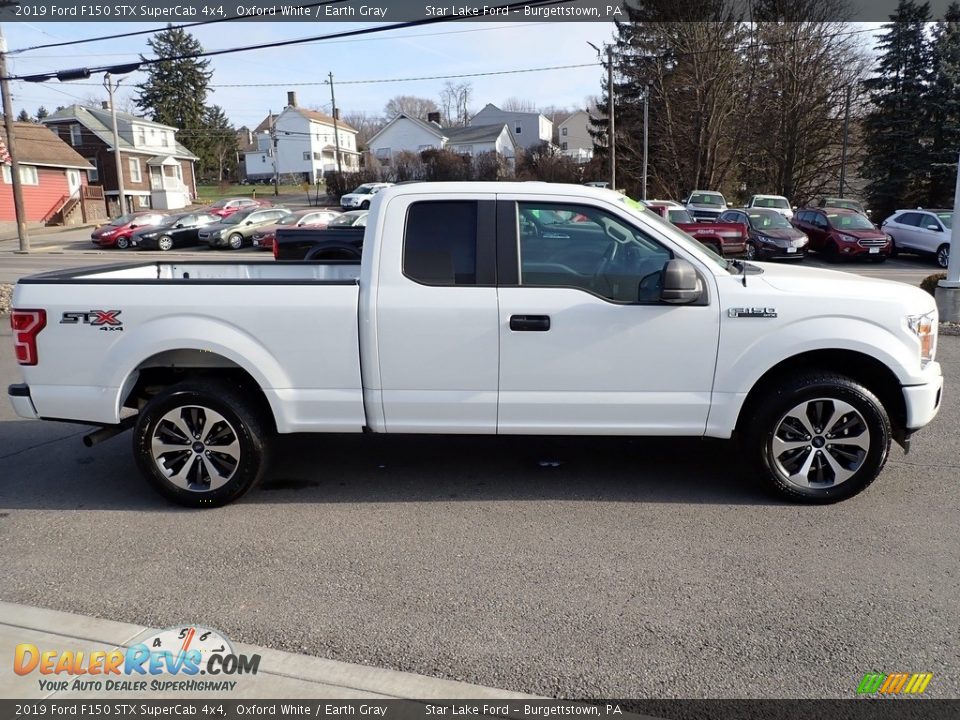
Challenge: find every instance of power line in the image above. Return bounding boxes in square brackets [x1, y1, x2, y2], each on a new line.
[5, 1, 351, 55]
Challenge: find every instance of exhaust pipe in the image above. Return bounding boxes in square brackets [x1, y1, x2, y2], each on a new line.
[82, 419, 134, 447]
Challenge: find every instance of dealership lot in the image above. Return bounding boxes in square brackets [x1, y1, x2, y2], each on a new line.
[0, 247, 958, 699]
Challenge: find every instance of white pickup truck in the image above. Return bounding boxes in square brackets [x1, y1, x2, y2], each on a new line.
[8, 183, 943, 507]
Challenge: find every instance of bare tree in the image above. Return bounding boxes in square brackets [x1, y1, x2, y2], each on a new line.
[383, 95, 439, 120]
[342, 111, 387, 150]
[440, 81, 473, 126]
[502, 97, 538, 113]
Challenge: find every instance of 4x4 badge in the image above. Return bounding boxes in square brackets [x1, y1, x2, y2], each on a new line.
[728, 307, 777, 318]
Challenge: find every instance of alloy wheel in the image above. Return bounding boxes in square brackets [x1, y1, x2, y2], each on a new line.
[150, 406, 241, 492]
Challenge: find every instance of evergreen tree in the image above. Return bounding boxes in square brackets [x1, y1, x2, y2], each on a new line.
[135, 24, 212, 154]
[35, 106, 49, 122]
[16, 109, 30, 122]
[198, 105, 238, 182]
[861, 0, 933, 220]
[925, 1, 960, 206]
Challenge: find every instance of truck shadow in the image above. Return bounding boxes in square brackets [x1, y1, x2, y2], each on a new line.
[0, 421, 783, 510]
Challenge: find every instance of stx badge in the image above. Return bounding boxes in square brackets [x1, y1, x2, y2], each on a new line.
[728, 307, 777, 318]
[61, 310, 123, 330]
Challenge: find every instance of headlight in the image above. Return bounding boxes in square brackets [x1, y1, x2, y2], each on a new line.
[839, 233, 857, 243]
[795, 235, 808, 246]
[757, 234, 776, 244]
[906, 311, 937, 364]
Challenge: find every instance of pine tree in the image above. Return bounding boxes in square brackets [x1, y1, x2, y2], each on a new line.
[135, 24, 212, 156]
[35, 106, 49, 122]
[925, 1, 960, 206]
[16, 109, 30, 122]
[198, 105, 238, 182]
[861, 0, 933, 220]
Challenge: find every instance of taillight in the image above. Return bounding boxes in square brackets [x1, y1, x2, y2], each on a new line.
[272, 236, 279, 260]
[11, 309, 46, 366]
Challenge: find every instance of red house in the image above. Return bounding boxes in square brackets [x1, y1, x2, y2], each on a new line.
[0, 122, 103, 226]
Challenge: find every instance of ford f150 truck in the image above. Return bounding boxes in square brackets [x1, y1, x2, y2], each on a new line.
[7, 183, 943, 507]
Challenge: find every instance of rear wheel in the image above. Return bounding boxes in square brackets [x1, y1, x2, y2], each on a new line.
[157, 235, 174, 251]
[115, 236, 130, 250]
[133, 380, 271, 507]
[937, 243, 949, 268]
[228, 232, 244, 250]
[743, 373, 890, 503]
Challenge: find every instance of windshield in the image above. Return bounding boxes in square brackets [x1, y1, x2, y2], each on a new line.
[824, 198, 864, 213]
[748, 210, 792, 229]
[330, 213, 363, 226]
[828, 213, 874, 231]
[109, 213, 137, 226]
[668, 209, 695, 224]
[618, 196, 728, 271]
[689, 193, 725, 205]
[221, 211, 252, 225]
[277, 214, 301, 226]
[753, 197, 790, 209]
[209, 199, 230, 208]
[938, 212, 953, 228]
[351, 184, 375, 195]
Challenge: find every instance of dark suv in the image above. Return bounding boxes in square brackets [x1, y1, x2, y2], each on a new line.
[793, 208, 890, 262]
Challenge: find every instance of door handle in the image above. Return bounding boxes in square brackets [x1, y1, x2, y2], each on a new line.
[510, 315, 551, 332]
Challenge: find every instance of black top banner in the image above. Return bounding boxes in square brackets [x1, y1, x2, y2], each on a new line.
[0, 0, 956, 23]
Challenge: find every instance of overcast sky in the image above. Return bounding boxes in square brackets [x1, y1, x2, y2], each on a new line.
[3, 21, 617, 127]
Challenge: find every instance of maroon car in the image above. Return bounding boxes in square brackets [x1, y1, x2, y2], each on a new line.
[90, 211, 169, 249]
[205, 197, 272, 219]
[793, 207, 890, 262]
[644, 202, 748, 256]
[252, 209, 343, 251]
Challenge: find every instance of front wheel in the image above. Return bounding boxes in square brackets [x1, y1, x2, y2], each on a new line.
[743, 373, 891, 503]
[133, 380, 271, 507]
[744, 243, 757, 261]
[360, 200, 370, 210]
[115, 236, 130, 250]
[937, 243, 949, 268]
[228, 232, 244, 250]
[157, 235, 174, 251]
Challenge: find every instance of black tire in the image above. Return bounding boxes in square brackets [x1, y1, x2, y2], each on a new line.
[889, 237, 899, 258]
[743, 373, 891, 503]
[115, 236, 130, 250]
[133, 380, 271, 508]
[360, 200, 370, 210]
[870, 254, 887, 263]
[744, 242, 757, 261]
[937, 243, 949, 269]
[228, 232, 244, 250]
[824, 242, 841, 262]
[157, 235, 174, 251]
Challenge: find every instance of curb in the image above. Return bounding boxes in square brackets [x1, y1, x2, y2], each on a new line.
[0, 601, 539, 700]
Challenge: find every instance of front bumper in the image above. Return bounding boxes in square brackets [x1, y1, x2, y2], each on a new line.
[8, 384, 39, 420]
[199, 235, 226, 247]
[903, 364, 944, 430]
[755, 244, 806, 260]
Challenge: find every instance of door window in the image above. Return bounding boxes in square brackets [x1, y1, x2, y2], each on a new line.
[895, 212, 922, 227]
[403, 201, 478, 286]
[517, 202, 672, 304]
[812, 214, 829, 229]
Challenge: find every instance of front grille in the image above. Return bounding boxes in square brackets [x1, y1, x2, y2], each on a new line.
[858, 238, 886, 247]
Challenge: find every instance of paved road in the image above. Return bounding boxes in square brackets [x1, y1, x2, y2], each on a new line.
[0, 319, 957, 699]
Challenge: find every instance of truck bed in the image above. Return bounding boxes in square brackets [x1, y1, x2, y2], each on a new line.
[20, 260, 361, 284]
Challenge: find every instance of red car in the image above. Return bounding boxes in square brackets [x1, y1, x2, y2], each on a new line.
[644, 201, 748, 256]
[251, 209, 343, 251]
[90, 211, 169, 249]
[205, 197, 272, 219]
[792, 207, 891, 262]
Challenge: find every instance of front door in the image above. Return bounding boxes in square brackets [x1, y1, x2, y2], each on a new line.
[496, 196, 720, 435]
[66, 169, 81, 197]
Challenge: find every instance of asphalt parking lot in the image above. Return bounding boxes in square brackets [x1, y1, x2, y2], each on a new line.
[0, 245, 958, 698]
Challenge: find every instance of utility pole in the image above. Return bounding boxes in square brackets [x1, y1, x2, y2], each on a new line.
[839, 84, 852, 197]
[607, 46, 615, 191]
[328, 72, 343, 175]
[0, 25, 31, 252]
[103, 73, 127, 216]
[642, 81, 651, 201]
[935, 151, 960, 320]
[270, 110, 279, 196]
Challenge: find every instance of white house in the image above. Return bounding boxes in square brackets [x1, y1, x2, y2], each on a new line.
[244, 93, 360, 182]
[470, 103, 553, 150]
[366, 114, 518, 165]
[558, 110, 594, 164]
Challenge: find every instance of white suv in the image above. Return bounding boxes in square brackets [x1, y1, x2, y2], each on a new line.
[881, 209, 952, 268]
[684, 190, 728, 221]
[746, 194, 794, 220]
[340, 182, 393, 210]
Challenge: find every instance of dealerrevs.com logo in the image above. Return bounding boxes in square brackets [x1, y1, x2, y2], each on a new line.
[857, 672, 934, 695]
[13, 625, 260, 693]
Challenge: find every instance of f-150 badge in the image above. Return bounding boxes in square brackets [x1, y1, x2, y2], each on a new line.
[728, 307, 777, 318]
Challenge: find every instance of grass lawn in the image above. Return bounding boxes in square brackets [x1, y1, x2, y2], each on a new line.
[195, 183, 327, 204]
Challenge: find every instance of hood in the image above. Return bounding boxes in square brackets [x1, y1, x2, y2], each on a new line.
[834, 227, 886, 239]
[754, 227, 805, 244]
[756, 261, 935, 311]
[688, 203, 725, 210]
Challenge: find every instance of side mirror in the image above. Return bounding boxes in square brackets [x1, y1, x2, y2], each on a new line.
[174, 223, 184, 229]
[866, 209, 872, 217]
[660, 258, 702, 304]
[245, 220, 253, 225]
[129, 224, 139, 229]
[928, 224, 941, 231]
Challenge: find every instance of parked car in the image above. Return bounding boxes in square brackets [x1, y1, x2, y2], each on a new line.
[198, 207, 292, 250]
[90, 212, 169, 249]
[684, 190, 728, 222]
[205, 197, 271, 219]
[816, 197, 869, 217]
[645, 201, 748, 256]
[9, 182, 943, 508]
[794, 208, 891, 263]
[130, 212, 220, 251]
[340, 183, 393, 210]
[881, 209, 952, 267]
[746, 194, 794, 220]
[718, 208, 808, 261]
[252, 209, 343, 251]
[274, 226, 365, 261]
[327, 210, 369, 228]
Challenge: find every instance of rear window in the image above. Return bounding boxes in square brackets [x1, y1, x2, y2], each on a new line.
[668, 209, 694, 224]
[403, 201, 478, 286]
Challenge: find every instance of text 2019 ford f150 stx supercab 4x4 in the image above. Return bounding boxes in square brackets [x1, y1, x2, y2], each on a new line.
[8, 183, 943, 507]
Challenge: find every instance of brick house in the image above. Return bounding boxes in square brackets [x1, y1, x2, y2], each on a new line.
[0, 122, 104, 226]
[43, 104, 198, 216]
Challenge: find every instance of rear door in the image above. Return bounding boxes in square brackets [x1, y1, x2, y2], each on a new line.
[495, 194, 720, 435]
[891, 212, 923, 250]
[913, 212, 946, 253]
[373, 194, 500, 433]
